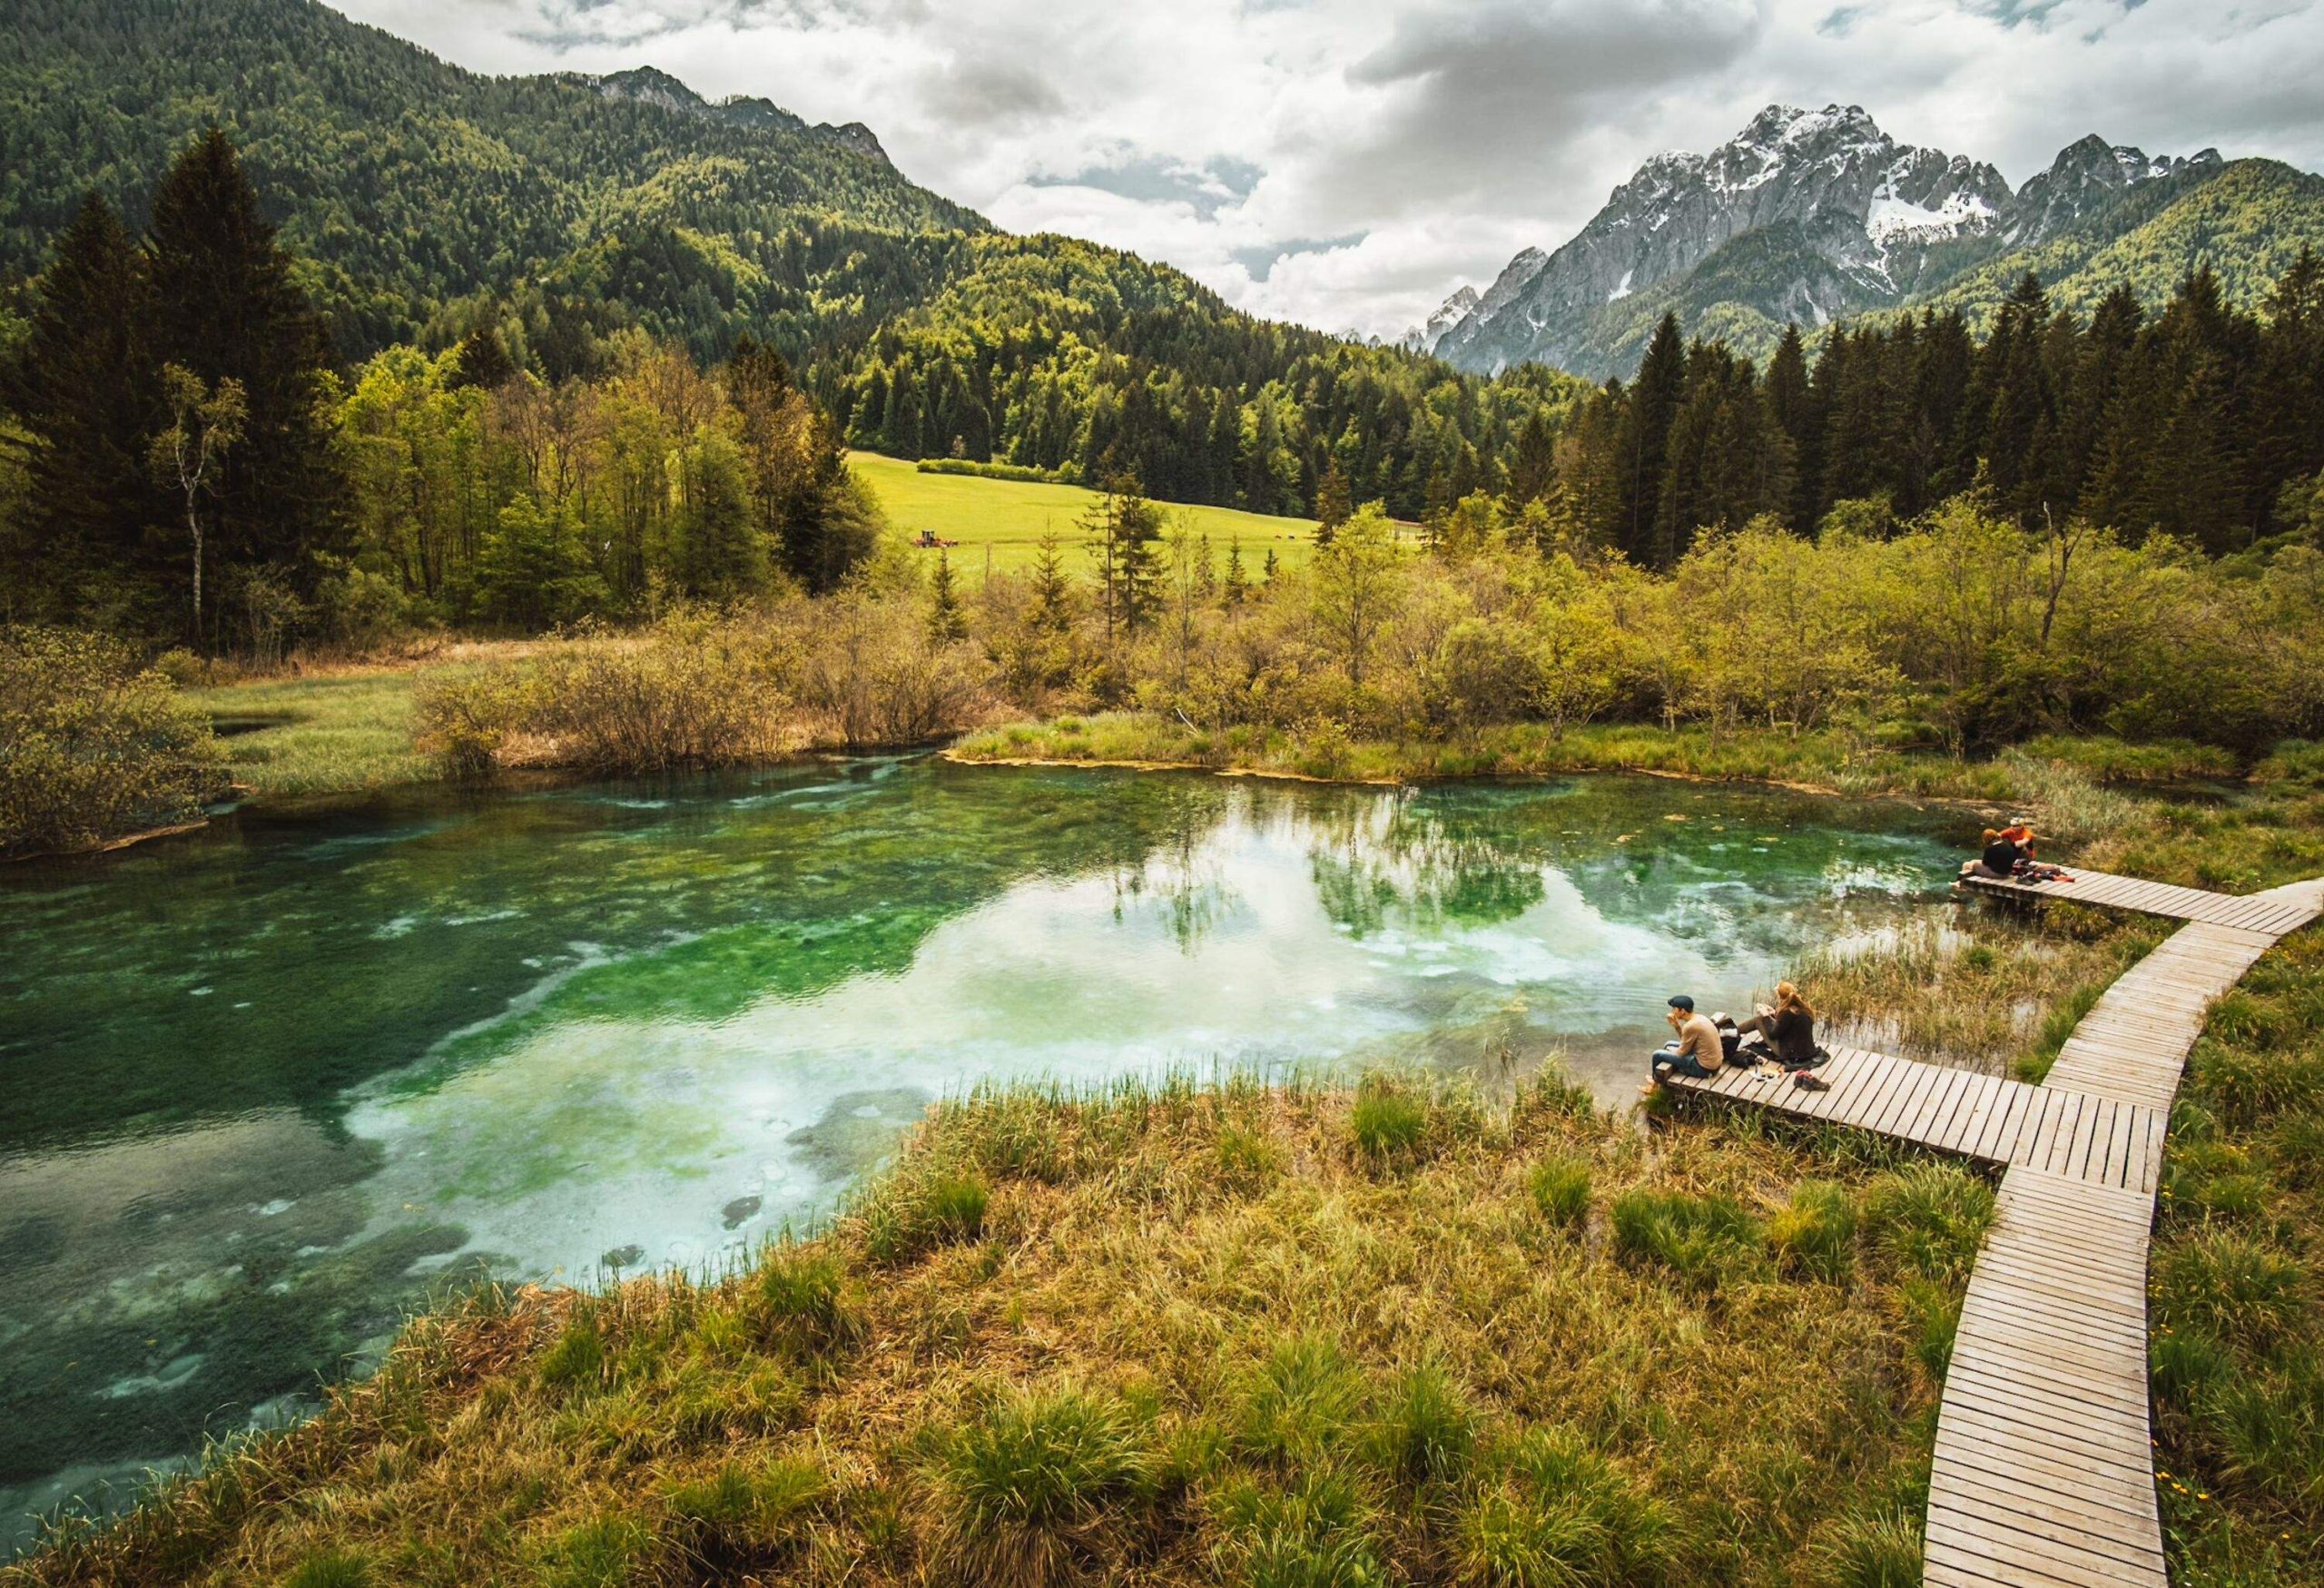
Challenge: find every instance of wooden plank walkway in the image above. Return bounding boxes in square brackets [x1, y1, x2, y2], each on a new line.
[1960, 864, 2318, 936]
[1665, 870, 2320, 1588]
[1668, 1045, 2167, 1193]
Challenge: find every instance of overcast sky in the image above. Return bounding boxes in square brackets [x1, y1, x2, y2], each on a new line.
[333, 0, 2324, 340]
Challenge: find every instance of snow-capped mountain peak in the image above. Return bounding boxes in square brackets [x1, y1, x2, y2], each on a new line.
[1428, 104, 2219, 380]
[1400, 284, 1480, 355]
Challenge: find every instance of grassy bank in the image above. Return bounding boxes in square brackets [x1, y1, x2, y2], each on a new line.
[186, 670, 445, 801]
[851, 453, 1324, 582]
[950, 712, 2253, 809]
[15, 1071, 1993, 1588]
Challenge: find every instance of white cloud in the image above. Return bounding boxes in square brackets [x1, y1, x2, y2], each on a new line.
[331, 0, 2324, 340]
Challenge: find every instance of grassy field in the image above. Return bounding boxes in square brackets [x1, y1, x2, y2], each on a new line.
[186, 668, 451, 801]
[850, 453, 1329, 582]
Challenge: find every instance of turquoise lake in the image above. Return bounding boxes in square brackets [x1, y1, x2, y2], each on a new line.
[0, 759, 1971, 1546]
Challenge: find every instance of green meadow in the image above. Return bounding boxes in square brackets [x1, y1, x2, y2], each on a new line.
[848, 453, 1330, 581]
[185, 669, 451, 800]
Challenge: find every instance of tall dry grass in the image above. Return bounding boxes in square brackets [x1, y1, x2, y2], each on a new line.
[411, 601, 997, 777]
[13, 1072, 1980, 1587]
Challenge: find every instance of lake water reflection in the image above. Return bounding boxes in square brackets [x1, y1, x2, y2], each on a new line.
[0, 758, 1967, 1545]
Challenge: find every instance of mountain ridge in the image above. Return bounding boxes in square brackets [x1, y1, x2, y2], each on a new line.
[1430, 104, 2295, 379]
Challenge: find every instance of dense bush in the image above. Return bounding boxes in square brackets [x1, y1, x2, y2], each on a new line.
[0, 626, 228, 855]
[954, 492, 2324, 761]
[410, 597, 995, 774]
[916, 457, 1082, 486]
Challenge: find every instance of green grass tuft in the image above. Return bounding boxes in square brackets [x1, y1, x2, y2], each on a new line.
[1350, 1078, 1429, 1168]
[933, 1386, 1156, 1587]
[1813, 1502, 1924, 1588]
[1863, 1165, 1994, 1285]
[753, 1247, 866, 1354]
[1527, 1155, 1592, 1231]
[534, 1514, 654, 1588]
[1366, 1362, 1478, 1489]
[537, 1315, 606, 1394]
[660, 1455, 827, 1566]
[1766, 1180, 1858, 1282]
[1609, 1189, 1764, 1291]
[281, 1549, 372, 1588]
[1236, 1336, 1372, 1470]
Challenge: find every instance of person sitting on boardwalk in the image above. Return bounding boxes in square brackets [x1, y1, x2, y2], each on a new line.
[1643, 994, 1725, 1094]
[1966, 825, 2028, 880]
[1735, 981, 1820, 1067]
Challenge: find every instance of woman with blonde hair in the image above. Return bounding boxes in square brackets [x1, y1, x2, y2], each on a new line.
[1737, 981, 1820, 1068]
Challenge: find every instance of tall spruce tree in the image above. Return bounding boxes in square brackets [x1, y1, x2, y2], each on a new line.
[1617, 313, 1687, 567]
[1314, 457, 1353, 543]
[144, 127, 341, 619]
[1762, 325, 1814, 528]
[1504, 410, 1559, 508]
[8, 193, 157, 618]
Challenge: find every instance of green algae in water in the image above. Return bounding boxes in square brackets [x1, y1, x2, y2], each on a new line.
[0, 760, 1967, 1548]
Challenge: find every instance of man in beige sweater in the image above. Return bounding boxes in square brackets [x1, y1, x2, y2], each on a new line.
[1645, 993, 1725, 1093]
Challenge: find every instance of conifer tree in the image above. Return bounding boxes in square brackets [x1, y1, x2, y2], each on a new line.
[1314, 457, 1353, 544]
[672, 426, 765, 599]
[1028, 532, 1075, 633]
[1222, 538, 1249, 606]
[1504, 410, 1559, 507]
[144, 127, 342, 592]
[1617, 312, 1687, 566]
[448, 326, 518, 391]
[1083, 472, 1163, 640]
[926, 551, 967, 644]
[8, 193, 156, 616]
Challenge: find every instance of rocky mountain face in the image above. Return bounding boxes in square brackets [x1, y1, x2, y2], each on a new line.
[583, 65, 891, 164]
[2004, 133, 2220, 246]
[1400, 284, 1479, 354]
[1433, 104, 2225, 378]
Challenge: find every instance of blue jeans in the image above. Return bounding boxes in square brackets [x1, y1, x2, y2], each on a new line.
[1651, 1046, 1713, 1082]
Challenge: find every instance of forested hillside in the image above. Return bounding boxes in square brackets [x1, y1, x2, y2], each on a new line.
[1915, 159, 2324, 330]
[0, 0, 982, 359]
[0, 0, 1585, 524]
[5, 0, 2324, 666]
[824, 236, 1584, 518]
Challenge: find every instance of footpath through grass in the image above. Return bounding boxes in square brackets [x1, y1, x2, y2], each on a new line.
[850, 452, 1326, 583]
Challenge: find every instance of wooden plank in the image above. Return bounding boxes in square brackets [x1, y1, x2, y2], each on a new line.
[1931, 1424, 2162, 1509]
[1930, 1453, 2157, 1533]
[1928, 1470, 2163, 1551]
[1905, 1069, 1961, 1143]
[1924, 1502, 2165, 1583]
[1926, 1070, 1985, 1152]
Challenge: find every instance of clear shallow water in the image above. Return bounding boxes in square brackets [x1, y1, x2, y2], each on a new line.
[0, 759, 1967, 1545]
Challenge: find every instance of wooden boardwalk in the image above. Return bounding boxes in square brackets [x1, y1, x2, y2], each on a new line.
[1670, 1045, 2166, 1192]
[1666, 871, 2319, 1588]
[1960, 864, 2317, 936]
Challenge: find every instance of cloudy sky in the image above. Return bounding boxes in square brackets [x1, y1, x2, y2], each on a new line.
[335, 0, 2324, 340]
